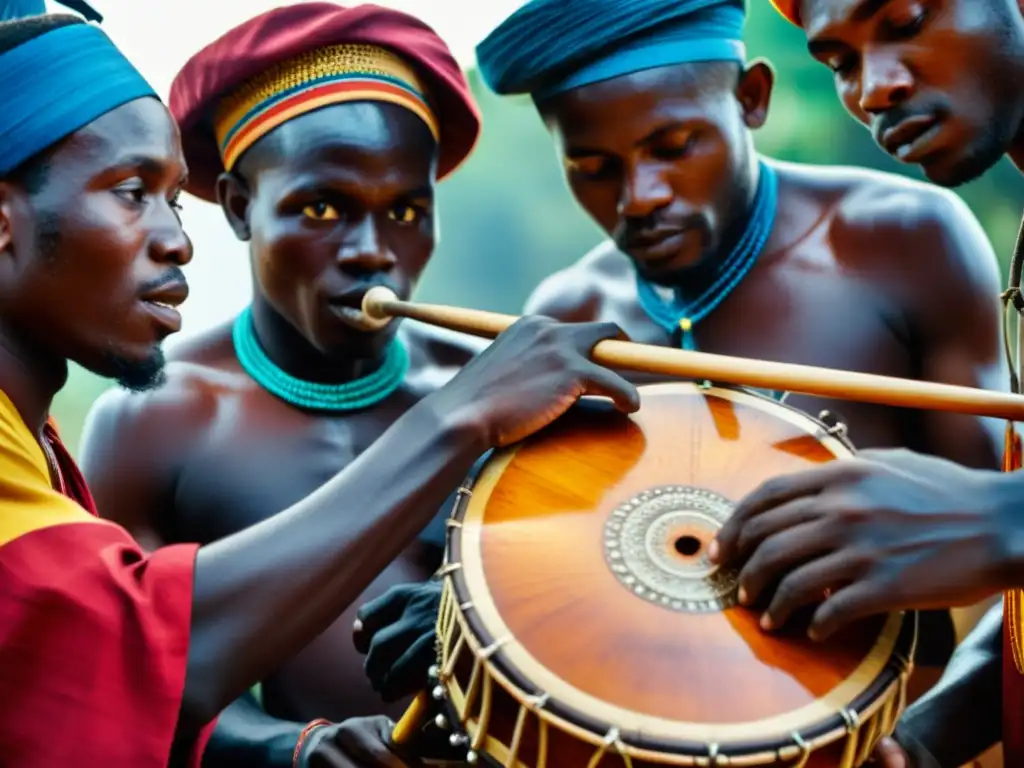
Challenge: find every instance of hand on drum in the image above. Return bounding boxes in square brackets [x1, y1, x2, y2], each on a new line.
[709, 448, 1013, 639]
[870, 736, 911, 767]
[298, 716, 424, 768]
[353, 581, 442, 702]
[424, 316, 640, 447]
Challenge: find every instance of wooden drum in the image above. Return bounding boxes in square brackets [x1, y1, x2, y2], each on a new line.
[420, 382, 918, 768]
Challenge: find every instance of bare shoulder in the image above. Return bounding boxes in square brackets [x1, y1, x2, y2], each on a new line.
[524, 241, 633, 321]
[399, 319, 487, 369]
[783, 162, 1000, 298]
[80, 322, 237, 474]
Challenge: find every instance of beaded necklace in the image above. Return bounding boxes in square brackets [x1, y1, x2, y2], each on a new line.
[232, 306, 409, 412]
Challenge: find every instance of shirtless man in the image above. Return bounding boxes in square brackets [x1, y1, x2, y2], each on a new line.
[705, 1, 1024, 765]
[352, 0, 1010, 719]
[79, 5, 495, 765]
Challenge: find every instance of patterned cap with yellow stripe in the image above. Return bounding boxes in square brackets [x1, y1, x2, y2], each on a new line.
[214, 42, 440, 173]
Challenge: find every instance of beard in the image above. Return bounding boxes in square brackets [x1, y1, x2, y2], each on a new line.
[102, 346, 167, 392]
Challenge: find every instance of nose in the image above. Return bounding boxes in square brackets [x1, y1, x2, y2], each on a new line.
[150, 203, 192, 266]
[859, 48, 914, 115]
[337, 214, 396, 275]
[618, 161, 673, 220]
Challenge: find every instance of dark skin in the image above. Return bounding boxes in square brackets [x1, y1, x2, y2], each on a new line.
[20, 99, 640, 766]
[530, 62, 1006, 692]
[707, 1, 1024, 764]
[79, 103, 489, 765]
[353, 57, 1009, 742]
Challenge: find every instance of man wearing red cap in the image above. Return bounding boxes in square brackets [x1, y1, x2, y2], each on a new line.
[704, 1, 1024, 766]
[76, 3, 602, 765]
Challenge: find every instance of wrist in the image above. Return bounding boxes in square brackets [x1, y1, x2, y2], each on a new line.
[292, 719, 331, 768]
[417, 393, 492, 454]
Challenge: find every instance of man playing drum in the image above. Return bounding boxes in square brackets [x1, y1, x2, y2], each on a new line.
[0, 11, 642, 766]
[76, 4, 634, 765]
[706, 1, 1024, 765]
[355, 0, 1008, 713]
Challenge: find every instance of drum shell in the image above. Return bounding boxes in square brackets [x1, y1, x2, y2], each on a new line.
[432, 384, 918, 767]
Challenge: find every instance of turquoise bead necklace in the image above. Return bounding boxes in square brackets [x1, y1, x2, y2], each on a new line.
[232, 306, 409, 412]
[635, 159, 778, 351]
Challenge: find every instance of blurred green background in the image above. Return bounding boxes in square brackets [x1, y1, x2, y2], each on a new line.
[53, 3, 1024, 454]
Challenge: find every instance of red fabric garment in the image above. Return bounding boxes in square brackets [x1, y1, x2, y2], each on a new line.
[169, 2, 482, 203]
[0, 395, 214, 766]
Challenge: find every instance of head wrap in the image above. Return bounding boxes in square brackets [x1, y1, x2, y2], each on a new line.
[476, 0, 747, 102]
[0, 0, 101, 22]
[0, 21, 157, 176]
[170, 2, 481, 204]
[768, 0, 800, 26]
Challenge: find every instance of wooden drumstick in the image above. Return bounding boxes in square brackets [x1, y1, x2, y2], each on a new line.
[362, 286, 1024, 421]
[390, 690, 430, 747]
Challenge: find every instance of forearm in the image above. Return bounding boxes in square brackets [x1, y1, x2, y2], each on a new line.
[184, 402, 486, 726]
[201, 691, 302, 768]
[894, 604, 1003, 767]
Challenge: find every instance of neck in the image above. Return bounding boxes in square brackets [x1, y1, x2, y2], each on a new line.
[0, 322, 68, 435]
[249, 297, 388, 384]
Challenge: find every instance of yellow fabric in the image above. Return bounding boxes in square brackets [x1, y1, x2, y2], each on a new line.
[768, 0, 800, 26]
[0, 390, 101, 548]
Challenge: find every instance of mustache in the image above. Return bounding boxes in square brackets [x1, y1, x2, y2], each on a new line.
[614, 214, 703, 251]
[137, 266, 187, 296]
[872, 104, 942, 138]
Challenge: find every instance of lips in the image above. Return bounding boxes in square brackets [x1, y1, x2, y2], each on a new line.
[139, 279, 188, 333]
[879, 114, 939, 158]
[326, 284, 399, 332]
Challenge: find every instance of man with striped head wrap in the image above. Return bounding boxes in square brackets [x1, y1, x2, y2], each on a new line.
[709, 2, 1024, 766]
[78, 3, 642, 766]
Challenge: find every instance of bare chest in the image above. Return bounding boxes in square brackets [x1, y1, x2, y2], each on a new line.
[590, 259, 915, 450]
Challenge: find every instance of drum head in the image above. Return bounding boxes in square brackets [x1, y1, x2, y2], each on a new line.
[448, 383, 909, 756]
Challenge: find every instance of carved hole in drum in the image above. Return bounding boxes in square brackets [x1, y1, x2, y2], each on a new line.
[674, 535, 702, 557]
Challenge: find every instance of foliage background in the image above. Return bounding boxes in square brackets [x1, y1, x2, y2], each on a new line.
[53, 1, 1024, 454]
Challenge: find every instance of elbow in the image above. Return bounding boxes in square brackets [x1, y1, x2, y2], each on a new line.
[178, 677, 223, 734]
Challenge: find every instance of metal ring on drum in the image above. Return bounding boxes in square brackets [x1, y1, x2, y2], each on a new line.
[415, 382, 918, 768]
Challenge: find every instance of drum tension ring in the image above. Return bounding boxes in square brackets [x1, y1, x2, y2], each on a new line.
[817, 409, 849, 438]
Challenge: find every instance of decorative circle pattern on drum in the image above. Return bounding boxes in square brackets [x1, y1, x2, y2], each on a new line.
[452, 383, 903, 743]
[603, 485, 739, 613]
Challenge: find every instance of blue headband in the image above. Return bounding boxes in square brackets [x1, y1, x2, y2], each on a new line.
[477, 0, 747, 102]
[0, 23, 157, 176]
[535, 6, 746, 100]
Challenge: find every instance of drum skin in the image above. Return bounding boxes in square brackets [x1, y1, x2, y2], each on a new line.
[435, 383, 916, 768]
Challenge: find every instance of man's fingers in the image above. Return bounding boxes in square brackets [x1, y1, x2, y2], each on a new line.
[810, 580, 886, 641]
[305, 740, 353, 768]
[737, 520, 834, 608]
[711, 462, 856, 565]
[354, 585, 420, 654]
[582, 365, 641, 414]
[762, 550, 862, 631]
[731, 497, 821, 563]
[365, 620, 426, 689]
[379, 631, 436, 703]
[871, 736, 909, 768]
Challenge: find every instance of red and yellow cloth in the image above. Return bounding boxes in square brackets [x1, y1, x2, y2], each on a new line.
[0, 389, 211, 766]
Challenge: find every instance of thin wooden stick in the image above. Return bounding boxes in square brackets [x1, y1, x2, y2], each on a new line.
[362, 287, 1024, 421]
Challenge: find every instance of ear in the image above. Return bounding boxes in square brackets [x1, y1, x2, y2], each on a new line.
[735, 59, 775, 130]
[216, 171, 253, 241]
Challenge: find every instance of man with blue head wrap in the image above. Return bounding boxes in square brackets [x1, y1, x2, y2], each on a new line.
[0, 11, 642, 767]
[353, 0, 1011, 727]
